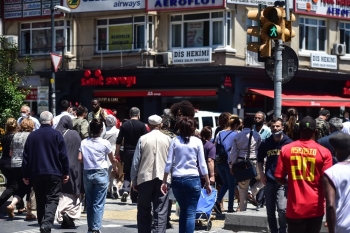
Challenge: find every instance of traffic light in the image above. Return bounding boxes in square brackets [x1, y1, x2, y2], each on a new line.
[247, 7, 272, 58]
[262, 6, 296, 42]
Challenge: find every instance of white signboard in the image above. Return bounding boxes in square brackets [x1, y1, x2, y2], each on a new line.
[310, 53, 337, 70]
[172, 48, 212, 64]
[227, 0, 293, 8]
[37, 86, 49, 114]
[296, 0, 350, 20]
[147, 0, 225, 11]
[63, 0, 145, 12]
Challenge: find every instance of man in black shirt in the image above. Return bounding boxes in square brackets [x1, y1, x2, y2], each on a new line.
[115, 107, 148, 203]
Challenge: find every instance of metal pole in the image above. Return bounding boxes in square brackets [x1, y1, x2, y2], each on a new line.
[285, 0, 290, 22]
[51, 0, 56, 116]
[273, 39, 283, 118]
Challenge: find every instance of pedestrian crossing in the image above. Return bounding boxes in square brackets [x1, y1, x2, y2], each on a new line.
[12, 220, 87, 233]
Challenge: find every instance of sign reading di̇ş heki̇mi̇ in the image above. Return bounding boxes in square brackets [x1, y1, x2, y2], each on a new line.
[64, 0, 145, 12]
[172, 48, 212, 64]
[296, 0, 350, 20]
[310, 53, 337, 70]
[147, 0, 225, 11]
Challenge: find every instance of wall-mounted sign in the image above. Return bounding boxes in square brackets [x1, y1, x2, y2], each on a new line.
[227, 0, 293, 8]
[81, 70, 136, 87]
[109, 25, 133, 50]
[295, 0, 350, 19]
[63, 0, 145, 12]
[343, 81, 350, 95]
[3, 0, 60, 19]
[310, 53, 337, 70]
[25, 88, 38, 101]
[172, 48, 212, 64]
[147, 0, 225, 11]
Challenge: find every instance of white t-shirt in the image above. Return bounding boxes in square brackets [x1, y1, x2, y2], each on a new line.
[324, 162, 350, 233]
[80, 137, 112, 170]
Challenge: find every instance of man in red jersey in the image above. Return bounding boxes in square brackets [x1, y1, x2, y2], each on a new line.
[275, 116, 332, 233]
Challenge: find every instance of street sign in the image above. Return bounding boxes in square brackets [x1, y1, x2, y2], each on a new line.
[264, 45, 298, 83]
[50, 53, 62, 73]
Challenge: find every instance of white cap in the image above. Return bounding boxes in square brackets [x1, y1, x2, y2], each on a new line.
[148, 114, 162, 125]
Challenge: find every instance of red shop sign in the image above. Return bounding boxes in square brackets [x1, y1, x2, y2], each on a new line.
[25, 88, 38, 100]
[81, 70, 136, 87]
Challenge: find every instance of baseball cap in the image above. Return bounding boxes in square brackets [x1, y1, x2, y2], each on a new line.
[329, 132, 350, 152]
[319, 109, 330, 116]
[299, 116, 316, 131]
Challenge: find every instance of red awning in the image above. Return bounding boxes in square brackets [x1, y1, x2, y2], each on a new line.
[94, 89, 217, 97]
[249, 88, 350, 107]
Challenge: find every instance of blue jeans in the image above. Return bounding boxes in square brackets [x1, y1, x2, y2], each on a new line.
[172, 176, 201, 233]
[216, 162, 236, 210]
[83, 169, 108, 231]
[265, 182, 287, 233]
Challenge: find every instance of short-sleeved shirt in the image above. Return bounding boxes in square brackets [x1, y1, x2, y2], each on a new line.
[10, 132, 30, 167]
[275, 139, 332, 219]
[324, 162, 350, 233]
[80, 137, 112, 170]
[215, 130, 237, 155]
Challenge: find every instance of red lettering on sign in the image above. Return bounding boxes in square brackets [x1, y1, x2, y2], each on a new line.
[80, 70, 136, 87]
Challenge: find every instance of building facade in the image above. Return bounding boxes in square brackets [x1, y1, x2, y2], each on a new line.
[2, 0, 350, 120]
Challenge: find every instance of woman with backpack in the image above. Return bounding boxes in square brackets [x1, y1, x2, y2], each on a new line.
[213, 113, 241, 214]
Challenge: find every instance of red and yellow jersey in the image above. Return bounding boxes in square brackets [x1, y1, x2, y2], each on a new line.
[275, 139, 332, 219]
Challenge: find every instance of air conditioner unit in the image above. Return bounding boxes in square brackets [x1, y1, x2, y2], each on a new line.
[154, 52, 172, 66]
[1, 35, 18, 48]
[332, 43, 346, 56]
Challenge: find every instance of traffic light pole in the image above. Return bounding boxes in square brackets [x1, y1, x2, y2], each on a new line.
[273, 39, 284, 118]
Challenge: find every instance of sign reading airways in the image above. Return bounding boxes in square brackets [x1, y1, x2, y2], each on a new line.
[64, 0, 145, 12]
[172, 48, 212, 64]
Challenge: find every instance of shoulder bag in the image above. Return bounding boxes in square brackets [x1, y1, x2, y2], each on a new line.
[231, 130, 257, 182]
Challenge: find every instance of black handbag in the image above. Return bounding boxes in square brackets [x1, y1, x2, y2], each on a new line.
[231, 130, 257, 182]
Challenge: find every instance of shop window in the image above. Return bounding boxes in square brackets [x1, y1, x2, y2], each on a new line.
[299, 18, 326, 52]
[20, 20, 71, 55]
[340, 22, 350, 54]
[170, 11, 231, 49]
[96, 15, 154, 52]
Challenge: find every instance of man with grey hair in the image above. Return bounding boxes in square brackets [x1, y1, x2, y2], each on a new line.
[318, 117, 343, 164]
[115, 107, 148, 203]
[22, 111, 70, 233]
[17, 105, 41, 130]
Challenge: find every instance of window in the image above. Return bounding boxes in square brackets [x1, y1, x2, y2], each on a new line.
[170, 11, 231, 48]
[247, 18, 259, 43]
[340, 22, 350, 54]
[96, 15, 153, 52]
[20, 20, 71, 55]
[299, 18, 326, 51]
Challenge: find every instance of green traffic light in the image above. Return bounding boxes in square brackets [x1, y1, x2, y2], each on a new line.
[268, 25, 278, 39]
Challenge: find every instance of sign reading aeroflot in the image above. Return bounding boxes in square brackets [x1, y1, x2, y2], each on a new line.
[146, 0, 225, 11]
[64, 0, 145, 12]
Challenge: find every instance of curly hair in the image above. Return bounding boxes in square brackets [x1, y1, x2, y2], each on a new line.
[19, 118, 34, 132]
[170, 100, 195, 118]
[5, 118, 18, 133]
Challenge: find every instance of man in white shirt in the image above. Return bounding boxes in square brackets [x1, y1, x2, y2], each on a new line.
[17, 105, 40, 130]
[131, 115, 171, 233]
[323, 132, 350, 233]
[52, 100, 75, 129]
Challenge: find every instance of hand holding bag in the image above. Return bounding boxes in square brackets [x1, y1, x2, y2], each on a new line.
[231, 130, 257, 182]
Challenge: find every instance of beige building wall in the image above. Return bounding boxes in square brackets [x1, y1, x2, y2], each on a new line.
[5, 6, 350, 73]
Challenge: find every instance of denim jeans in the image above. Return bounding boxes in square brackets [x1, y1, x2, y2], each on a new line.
[172, 176, 201, 233]
[265, 182, 287, 233]
[216, 162, 236, 211]
[83, 169, 108, 231]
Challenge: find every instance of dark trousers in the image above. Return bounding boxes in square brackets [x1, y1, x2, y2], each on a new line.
[265, 182, 287, 233]
[137, 179, 169, 233]
[32, 175, 62, 230]
[12, 167, 31, 201]
[287, 216, 323, 233]
[122, 150, 138, 203]
[0, 164, 24, 209]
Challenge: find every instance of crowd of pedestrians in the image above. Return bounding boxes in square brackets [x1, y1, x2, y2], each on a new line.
[1, 100, 350, 233]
